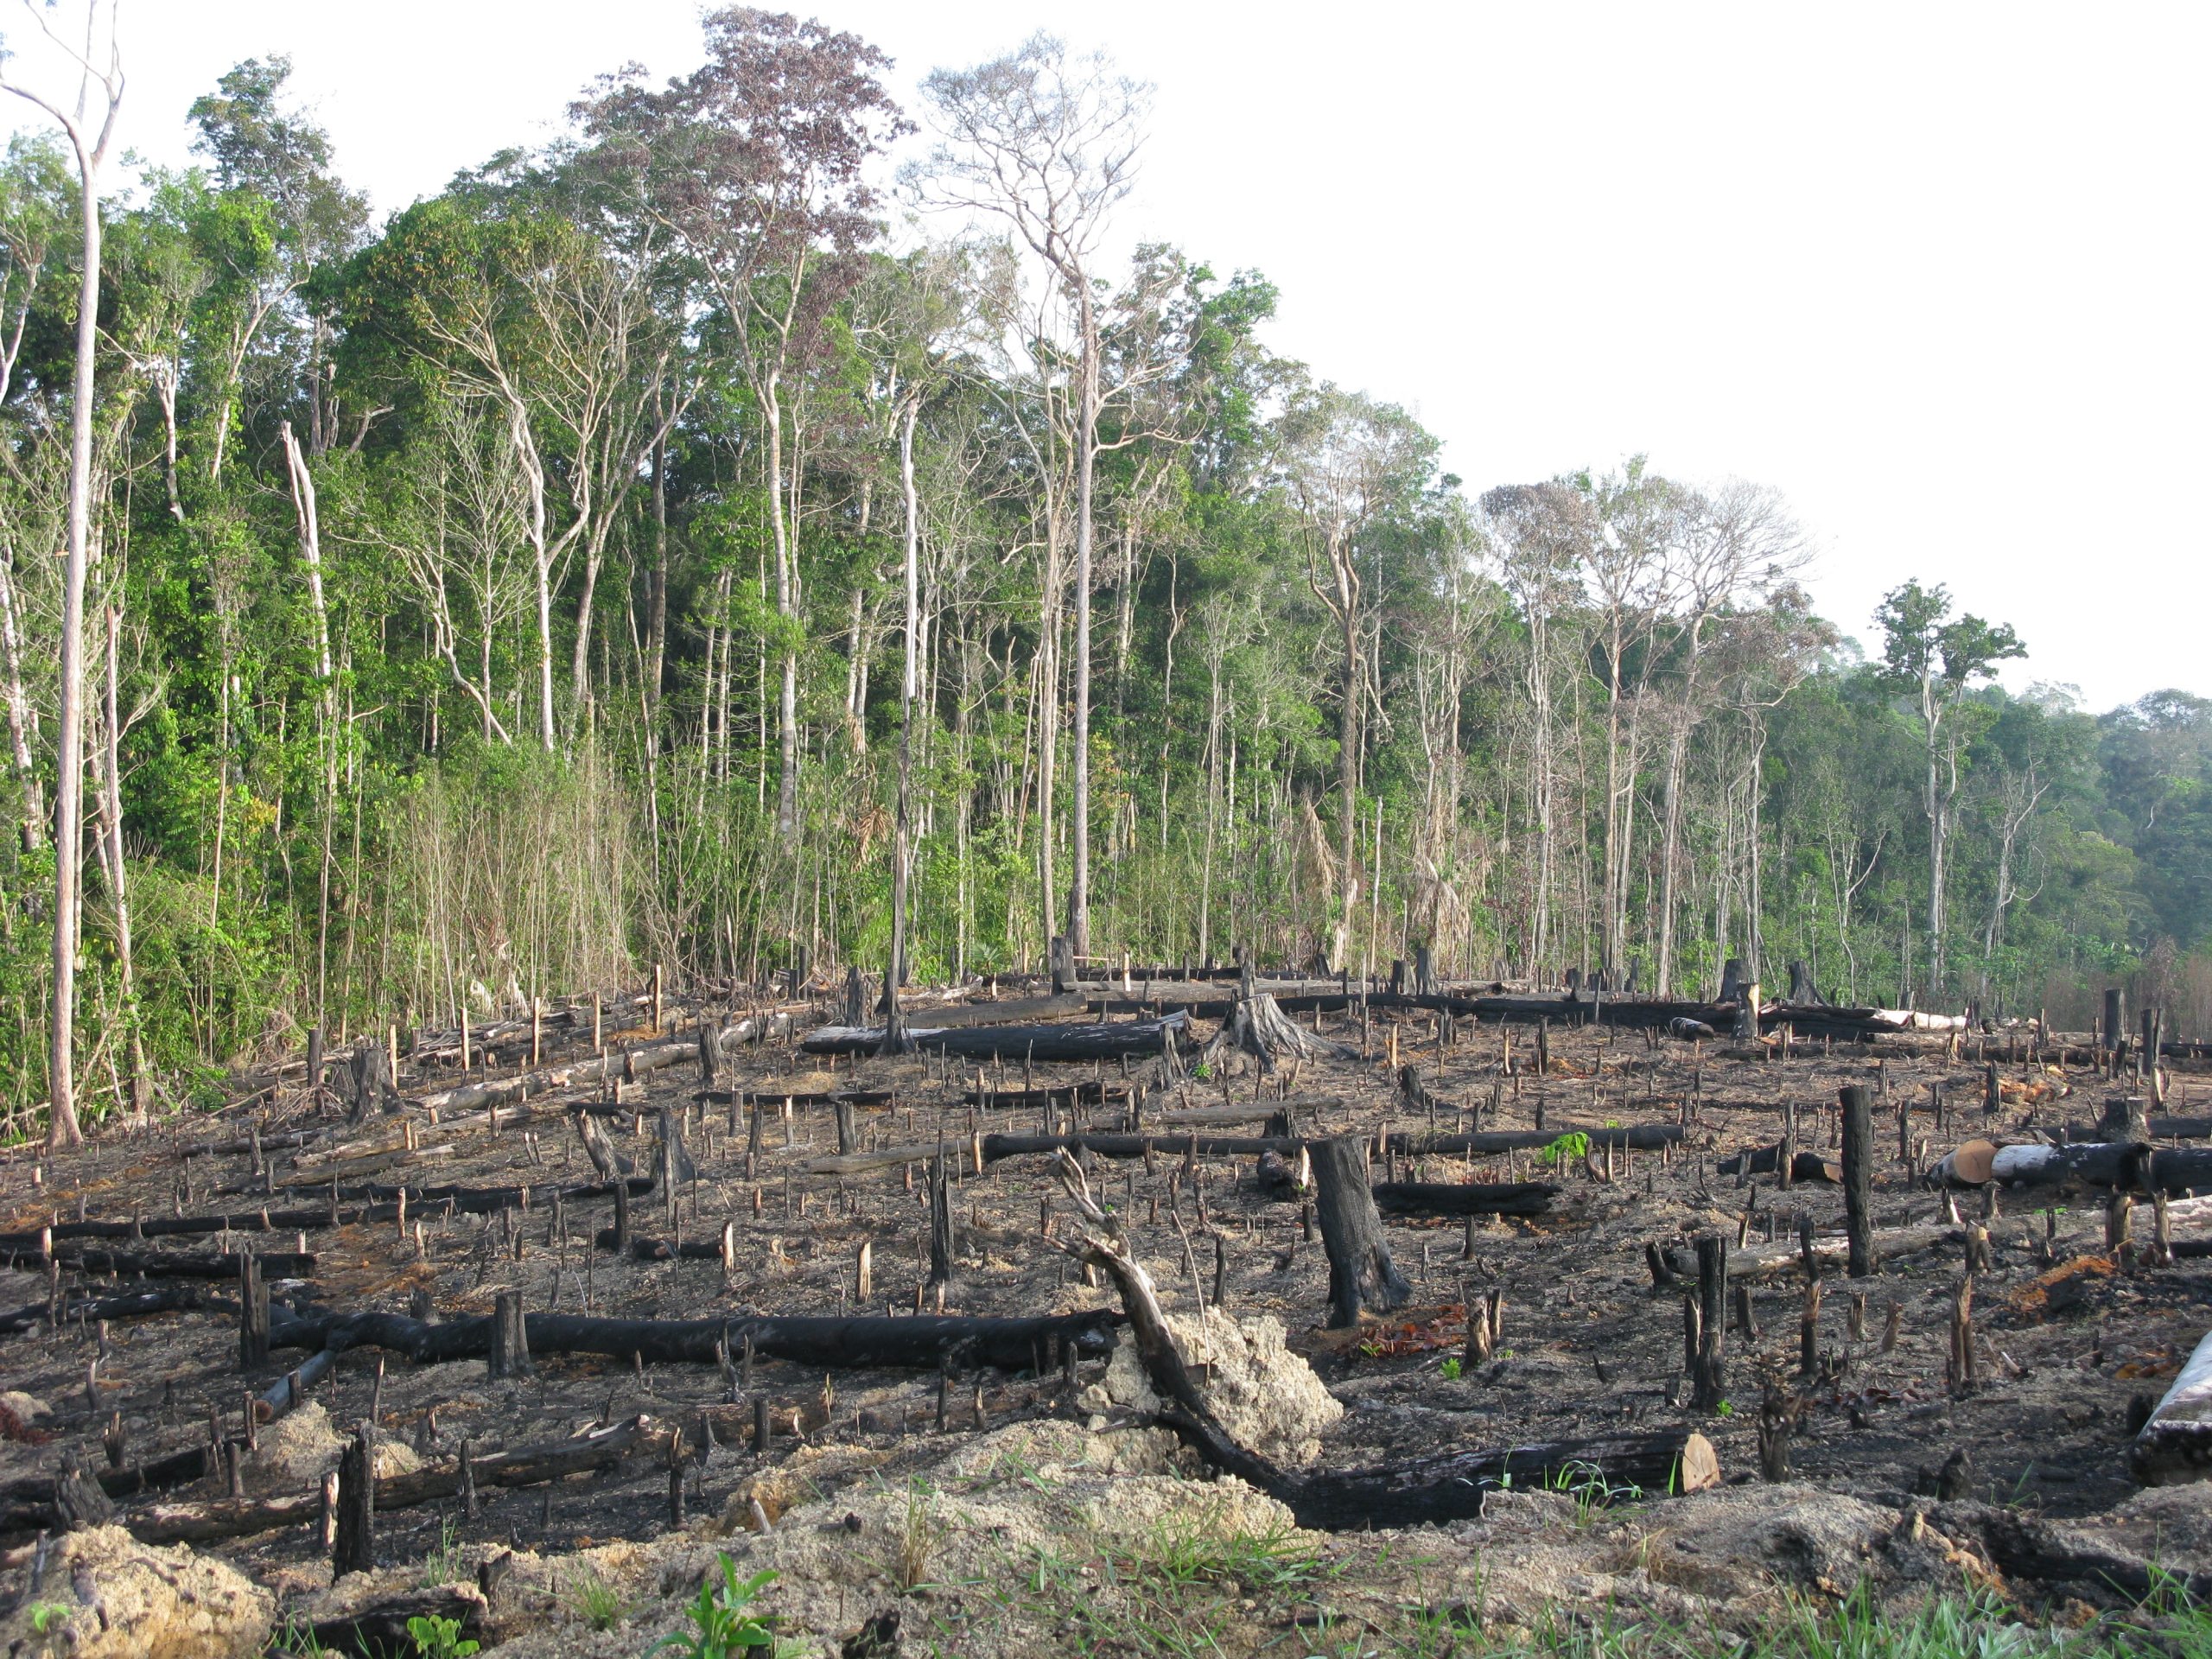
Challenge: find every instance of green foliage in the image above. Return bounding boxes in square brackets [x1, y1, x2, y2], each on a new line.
[1541, 1132, 1590, 1167]
[1438, 1357, 1462, 1382]
[563, 1568, 628, 1631]
[404, 1614, 478, 1659]
[647, 1558, 784, 1658]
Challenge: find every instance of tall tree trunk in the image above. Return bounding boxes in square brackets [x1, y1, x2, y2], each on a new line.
[99, 603, 147, 1125]
[0, 543, 43, 853]
[645, 432, 669, 716]
[765, 368, 798, 843]
[1067, 302, 1097, 960]
[889, 399, 920, 1004]
[46, 111, 110, 1149]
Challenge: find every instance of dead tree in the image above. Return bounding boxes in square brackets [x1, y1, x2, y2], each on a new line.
[1309, 1135, 1412, 1327]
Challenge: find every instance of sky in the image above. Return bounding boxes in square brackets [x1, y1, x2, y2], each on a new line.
[5, 0, 2207, 710]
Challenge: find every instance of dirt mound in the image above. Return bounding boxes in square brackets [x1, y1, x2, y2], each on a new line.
[0, 1524, 272, 1658]
[1091, 1309, 1343, 1465]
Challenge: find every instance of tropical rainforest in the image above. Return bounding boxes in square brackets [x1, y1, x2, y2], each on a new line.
[2, 11, 2206, 1140]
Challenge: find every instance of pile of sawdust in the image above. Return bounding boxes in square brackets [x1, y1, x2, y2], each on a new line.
[0, 1524, 271, 1658]
[1090, 1309, 1343, 1465]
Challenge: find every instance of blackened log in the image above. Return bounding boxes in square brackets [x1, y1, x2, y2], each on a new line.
[805, 1122, 1681, 1176]
[0, 1247, 315, 1280]
[1270, 1430, 1720, 1531]
[1369, 1181, 1560, 1218]
[1715, 1147, 1839, 1184]
[268, 1304, 1118, 1372]
[2128, 1327, 2212, 1485]
[802, 1012, 1190, 1061]
[1310, 1135, 1411, 1328]
[310, 1586, 485, 1659]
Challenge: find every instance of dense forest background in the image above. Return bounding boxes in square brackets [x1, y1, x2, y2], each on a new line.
[2, 10, 2207, 1131]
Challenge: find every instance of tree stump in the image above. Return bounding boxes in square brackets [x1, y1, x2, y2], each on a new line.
[1310, 1136, 1412, 1328]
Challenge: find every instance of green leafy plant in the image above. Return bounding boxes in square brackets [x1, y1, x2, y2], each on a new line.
[1439, 1357, 1463, 1381]
[1716, 1398, 1735, 1417]
[648, 1558, 783, 1657]
[405, 1613, 479, 1659]
[28, 1603, 67, 1635]
[1541, 1131, 1590, 1166]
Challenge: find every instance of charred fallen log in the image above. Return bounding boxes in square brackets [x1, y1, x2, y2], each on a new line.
[801, 1121, 1682, 1177]
[0, 1247, 315, 1280]
[802, 1013, 1191, 1061]
[125, 1415, 662, 1545]
[1926, 1140, 2212, 1195]
[1715, 1146, 1840, 1184]
[0, 1281, 212, 1337]
[2129, 1327, 2212, 1485]
[1368, 1180, 1559, 1218]
[268, 1305, 1119, 1372]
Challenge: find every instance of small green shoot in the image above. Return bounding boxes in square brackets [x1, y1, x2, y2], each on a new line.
[405, 1613, 479, 1659]
[1439, 1357, 1463, 1381]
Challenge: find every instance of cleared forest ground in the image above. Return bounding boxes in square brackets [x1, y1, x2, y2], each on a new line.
[1, 976, 2208, 1657]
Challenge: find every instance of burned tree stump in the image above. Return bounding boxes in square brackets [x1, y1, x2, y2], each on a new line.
[925, 1154, 958, 1299]
[1310, 1136, 1412, 1328]
[489, 1290, 531, 1379]
[237, 1253, 269, 1371]
[1203, 993, 1359, 1077]
[333, 1423, 374, 1575]
[345, 1040, 399, 1123]
[1839, 1085, 1877, 1277]
[575, 1109, 633, 1179]
[653, 1107, 696, 1191]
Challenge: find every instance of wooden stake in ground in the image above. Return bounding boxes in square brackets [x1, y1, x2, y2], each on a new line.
[1309, 1135, 1412, 1328]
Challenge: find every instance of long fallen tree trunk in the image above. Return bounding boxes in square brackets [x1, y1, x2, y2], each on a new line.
[0, 1247, 315, 1280]
[0, 1281, 212, 1337]
[0, 1178, 652, 1253]
[1368, 1180, 1560, 1218]
[124, 1414, 660, 1545]
[267, 1306, 1119, 1372]
[802, 1013, 1191, 1061]
[803, 1122, 1681, 1177]
[2128, 1327, 2212, 1485]
[1927, 1140, 2212, 1194]
[1270, 1431, 1719, 1529]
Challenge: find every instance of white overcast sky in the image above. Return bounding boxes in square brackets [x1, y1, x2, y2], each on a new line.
[7, 1, 2207, 710]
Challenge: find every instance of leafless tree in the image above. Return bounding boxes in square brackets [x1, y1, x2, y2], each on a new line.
[912, 32, 1148, 960]
[2, 0, 124, 1147]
